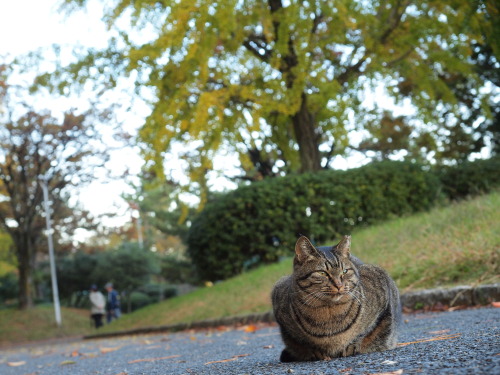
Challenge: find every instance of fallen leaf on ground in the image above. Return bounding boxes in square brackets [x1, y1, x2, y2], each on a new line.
[114, 372, 128, 375]
[144, 345, 162, 349]
[7, 361, 26, 367]
[263, 345, 274, 349]
[128, 355, 181, 364]
[381, 360, 398, 365]
[71, 350, 80, 357]
[339, 368, 353, 373]
[80, 352, 98, 358]
[243, 324, 258, 333]
[60, 360, 76, 365]
[368, 370, 403, 375]
[100, 347, 121, 354]
[205, 354, 250, 365]
[492, 301, 500, 308]
[429, 329, 450, 335]
[398, 333, 461, 347]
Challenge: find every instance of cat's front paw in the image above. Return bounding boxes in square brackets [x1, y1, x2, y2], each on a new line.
[342, 342, 360, 357]
[280, 349, 297, 362]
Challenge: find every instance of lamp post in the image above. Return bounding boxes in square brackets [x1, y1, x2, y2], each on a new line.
[40, 174, 62, 327]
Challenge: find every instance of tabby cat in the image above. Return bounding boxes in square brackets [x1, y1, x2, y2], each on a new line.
[272, 235, 401, 362]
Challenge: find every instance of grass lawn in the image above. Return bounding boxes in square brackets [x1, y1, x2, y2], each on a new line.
[0, 305, 93, 347]
[1, 191, 498, 344]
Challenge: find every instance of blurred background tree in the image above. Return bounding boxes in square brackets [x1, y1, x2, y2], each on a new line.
[123, 171, 195, 246]
[0, 75, 110, 308]
[47, 0, 499, 203]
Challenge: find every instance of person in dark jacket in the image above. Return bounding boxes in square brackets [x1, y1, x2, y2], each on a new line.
[105, 282, 121, 323]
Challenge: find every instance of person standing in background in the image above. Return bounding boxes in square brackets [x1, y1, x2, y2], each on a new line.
[105, 282, 121, 323]
[89, 284, 105, 328]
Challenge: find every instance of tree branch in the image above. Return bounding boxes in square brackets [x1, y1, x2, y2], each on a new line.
[387, 48, 414, 67]
[337, 54, 368, 85]
[242, 35, 272, 62]
[380, 0, 410, 45]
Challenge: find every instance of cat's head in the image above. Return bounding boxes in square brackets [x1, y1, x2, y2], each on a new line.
[292, 235, 359, 304]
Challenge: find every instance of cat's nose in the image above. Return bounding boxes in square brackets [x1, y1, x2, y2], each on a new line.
[332, 278, 343, 291]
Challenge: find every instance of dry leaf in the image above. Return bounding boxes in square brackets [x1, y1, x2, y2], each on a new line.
[381, 360, 397, 365]
[368, 370, 403, 375]
[205, 354, 250, 365]
[189, 336, 197, 341]
[340, 368, 353, 373]
[7, 361, 26, 367]
[429, 329, 450, 335]
[128, 355, 181, 364]
[243, 324, 258, 333]
[115, 372, 128, 375]
[100, 347, 121, 354]
[398, 333, 461, 347]
[60, 360, 76, 365]
[71, 350, 80, 357]
[145, 345, 162, 350]
[492, 301, 500, 308]
[263, 345, 274, 349]
[81, 352, 98, 358]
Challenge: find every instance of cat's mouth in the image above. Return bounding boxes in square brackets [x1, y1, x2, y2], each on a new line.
[324, 289, 348, 300]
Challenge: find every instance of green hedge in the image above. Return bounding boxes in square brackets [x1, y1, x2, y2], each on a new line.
[437, 155, 500, 200]
[187, 161, 441, 281]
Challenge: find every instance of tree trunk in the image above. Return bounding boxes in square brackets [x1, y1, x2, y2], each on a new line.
[17, 245, 34, 309]
[292, 93, 322, 172]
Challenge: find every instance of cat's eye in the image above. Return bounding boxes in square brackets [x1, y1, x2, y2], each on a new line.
[317, 271, 327, 276]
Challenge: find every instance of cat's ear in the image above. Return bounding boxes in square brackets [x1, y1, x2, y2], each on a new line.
[334, 235, 351, 258]
[295, 236, 320, 263]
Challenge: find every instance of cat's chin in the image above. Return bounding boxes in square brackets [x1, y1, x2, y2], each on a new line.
[333, 294, 346, 302]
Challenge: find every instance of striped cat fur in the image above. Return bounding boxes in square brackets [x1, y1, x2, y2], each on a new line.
[272, 235, 401, 362]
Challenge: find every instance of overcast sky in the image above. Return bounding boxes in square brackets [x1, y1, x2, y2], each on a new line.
[0, 0, 145, 229]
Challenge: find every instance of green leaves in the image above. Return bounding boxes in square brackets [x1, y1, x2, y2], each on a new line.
[51, 0, 500, 198]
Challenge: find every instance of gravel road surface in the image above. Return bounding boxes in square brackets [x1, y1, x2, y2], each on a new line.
[1, 306, 498, 374]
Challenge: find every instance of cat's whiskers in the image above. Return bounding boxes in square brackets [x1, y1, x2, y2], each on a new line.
[297, 289, 325, 306]
[347, 290, 363, 305]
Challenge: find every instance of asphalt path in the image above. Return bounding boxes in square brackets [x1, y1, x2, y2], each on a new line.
[1, 306, 499, 375]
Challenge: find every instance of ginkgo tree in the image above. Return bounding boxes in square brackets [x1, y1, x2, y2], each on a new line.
[53, 0, 499, 200]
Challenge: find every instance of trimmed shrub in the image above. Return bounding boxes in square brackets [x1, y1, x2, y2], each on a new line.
[129, 291, 153, 311]
[187, 161, 441, 281]
[437, 155, 500, 200]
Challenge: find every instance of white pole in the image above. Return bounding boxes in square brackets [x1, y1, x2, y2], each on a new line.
[40, 175, 62, 327]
